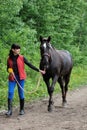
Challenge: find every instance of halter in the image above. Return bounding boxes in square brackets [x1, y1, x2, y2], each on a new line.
[42, 53, 50, 58]
[41, 52, 51, 70]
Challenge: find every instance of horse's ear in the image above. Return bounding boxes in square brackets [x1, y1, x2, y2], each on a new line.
[40, 36, 43, 42]
[48, 36, 51, 42]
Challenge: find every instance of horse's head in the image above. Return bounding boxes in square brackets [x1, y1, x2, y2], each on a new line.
[40, 36, 52, 55]
[40, 36, 52, 70]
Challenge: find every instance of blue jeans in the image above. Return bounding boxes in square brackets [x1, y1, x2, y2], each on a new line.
[8, 75, 25, 100]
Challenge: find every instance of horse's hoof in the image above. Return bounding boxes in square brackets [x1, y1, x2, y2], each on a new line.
[48, 106, 52, 112]
[62, 102, 67, 108]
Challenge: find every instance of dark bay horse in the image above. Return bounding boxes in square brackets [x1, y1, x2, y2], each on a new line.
[39, 36, 73, 111]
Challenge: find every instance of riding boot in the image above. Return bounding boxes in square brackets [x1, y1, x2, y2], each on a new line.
[6, 99, 12, 116]
[19, 99, 25, 115]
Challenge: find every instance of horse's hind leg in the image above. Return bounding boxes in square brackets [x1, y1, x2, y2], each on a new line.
[58, 77, 67, 107]
[63, 73, 71, 106]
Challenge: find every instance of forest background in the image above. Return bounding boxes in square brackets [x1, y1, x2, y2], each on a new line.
[0, 0, 87, 110]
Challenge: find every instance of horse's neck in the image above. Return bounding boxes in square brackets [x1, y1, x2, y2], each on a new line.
[49, 48, 57, 58]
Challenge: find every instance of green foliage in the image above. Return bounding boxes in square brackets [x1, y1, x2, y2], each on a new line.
[0, 0, 23, 32]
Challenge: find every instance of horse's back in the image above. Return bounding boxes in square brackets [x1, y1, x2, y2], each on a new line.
[56, 49, 72, 63]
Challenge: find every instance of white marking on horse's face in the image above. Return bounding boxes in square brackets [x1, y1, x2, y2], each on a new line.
[43, 43, 47, 49]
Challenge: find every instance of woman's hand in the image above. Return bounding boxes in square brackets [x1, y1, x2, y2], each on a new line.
[8, 68, 14, 75]
[39, 69, 46, 75]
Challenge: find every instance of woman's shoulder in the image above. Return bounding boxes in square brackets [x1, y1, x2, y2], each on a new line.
[18, 55, 25, 60]
[19, 55, 24, 58]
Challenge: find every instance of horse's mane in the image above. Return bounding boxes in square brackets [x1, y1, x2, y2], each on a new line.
[49, 43, 56, 52]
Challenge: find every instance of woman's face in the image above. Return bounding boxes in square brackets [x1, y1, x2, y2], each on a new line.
[12, 48, 20, 55]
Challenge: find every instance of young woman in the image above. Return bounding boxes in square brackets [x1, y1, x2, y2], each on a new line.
[6, 44, 45, 116]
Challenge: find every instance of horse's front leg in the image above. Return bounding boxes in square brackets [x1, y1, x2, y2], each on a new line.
[44, 79, 52, 112]
[47, 75, 58, 112]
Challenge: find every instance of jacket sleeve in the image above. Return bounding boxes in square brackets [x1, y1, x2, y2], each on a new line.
[24, 57, 39, 72]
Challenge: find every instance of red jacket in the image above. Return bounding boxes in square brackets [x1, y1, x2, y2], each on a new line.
[7, 55, 26, 81]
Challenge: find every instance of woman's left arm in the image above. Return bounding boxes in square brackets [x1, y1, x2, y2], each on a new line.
[24, 57, 45, 74]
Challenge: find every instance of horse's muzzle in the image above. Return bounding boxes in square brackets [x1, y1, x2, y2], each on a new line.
[44, 65, 49, 71]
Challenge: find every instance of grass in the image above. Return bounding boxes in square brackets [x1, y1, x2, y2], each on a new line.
[70, 65, 87, 90]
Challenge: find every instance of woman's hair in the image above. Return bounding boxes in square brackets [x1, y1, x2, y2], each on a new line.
[9, 44, 21, 58]
[11, 44, 20, 49]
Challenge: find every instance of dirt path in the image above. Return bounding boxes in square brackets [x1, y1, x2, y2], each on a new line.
[0, 86, 87, 130]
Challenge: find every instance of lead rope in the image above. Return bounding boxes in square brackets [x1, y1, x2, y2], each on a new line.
[13, 74, 42, 94]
